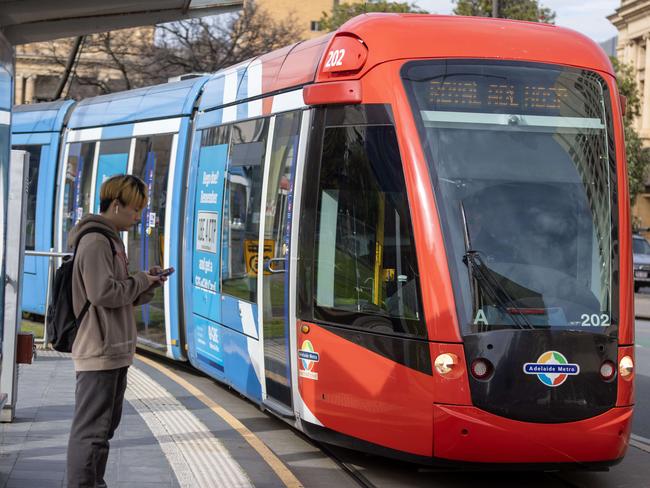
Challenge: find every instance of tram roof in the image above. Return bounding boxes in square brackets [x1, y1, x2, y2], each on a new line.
[316, 14, 615, 82]
[12, 99, 74, 134]
[199, 13, 614, 113]
[198, 34, 332, 113]
[56, 14, 615, 130]
[67, 76, 209, 130]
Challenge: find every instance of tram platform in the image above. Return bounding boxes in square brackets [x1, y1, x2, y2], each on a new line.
[0, 350, 357, 488]
[636, 293, 650, 319]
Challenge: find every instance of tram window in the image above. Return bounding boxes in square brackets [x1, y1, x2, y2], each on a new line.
[221, 118, 269, 303]
[129, 134, 173, 350]
[308, 123, 425, 337]
[402, 60, 618, 332]
[63, 141, 96, 241]
[94, 138, 130, 212]
[13, 144, 42, 250]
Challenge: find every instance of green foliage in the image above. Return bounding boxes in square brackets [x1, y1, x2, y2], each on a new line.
[611, 58, 641, 123]
[612, 57, 650, 207]
[318, 1, 427, 32]
[625, 125, 649, 207]
[452, 0, 555, 23]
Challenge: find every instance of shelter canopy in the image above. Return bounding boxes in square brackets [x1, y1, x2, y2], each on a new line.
[0, 0, 242, 44]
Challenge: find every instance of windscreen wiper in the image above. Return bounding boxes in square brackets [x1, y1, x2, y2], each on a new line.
[459, 202, 533, 330]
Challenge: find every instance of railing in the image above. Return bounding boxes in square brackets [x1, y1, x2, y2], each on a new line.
[23, 249, 72, 345]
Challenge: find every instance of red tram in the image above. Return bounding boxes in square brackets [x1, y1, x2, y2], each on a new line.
[28, 13, 633, 468]
[290, 14, 634, 467]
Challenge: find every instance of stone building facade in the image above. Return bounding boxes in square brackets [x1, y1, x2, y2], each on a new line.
[609, 0, 650, 230]
[14, 28, 154, 105]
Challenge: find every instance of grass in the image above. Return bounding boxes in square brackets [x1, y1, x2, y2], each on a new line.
[21, 316, 45, 341]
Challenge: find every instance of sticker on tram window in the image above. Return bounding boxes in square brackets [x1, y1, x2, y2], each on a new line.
[580, 313, 610, 327]
[196, 211, 218, 254]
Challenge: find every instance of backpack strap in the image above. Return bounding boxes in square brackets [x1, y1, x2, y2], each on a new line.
[73, 228, 119, 324]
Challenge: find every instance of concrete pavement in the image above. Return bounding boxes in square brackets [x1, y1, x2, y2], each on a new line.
[636, 293, 650, 319]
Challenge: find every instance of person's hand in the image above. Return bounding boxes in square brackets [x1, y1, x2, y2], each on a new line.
[145, 270, 164, 288]
[150, 266, 173, 281]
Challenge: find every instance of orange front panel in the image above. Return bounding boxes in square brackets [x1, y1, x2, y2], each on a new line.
[429, 343, 471, 405]
[372, 63, 462, 343]
[297, 322, 434, 456]
[617, 346, 635, 407]
[434, 405, 632, 463]
[609, 75, 634, 348]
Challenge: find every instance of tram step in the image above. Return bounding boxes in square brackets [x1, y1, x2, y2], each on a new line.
[263, 397, 295, 419]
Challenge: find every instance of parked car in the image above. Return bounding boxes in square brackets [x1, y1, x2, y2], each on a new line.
[633, 234, 650, 292]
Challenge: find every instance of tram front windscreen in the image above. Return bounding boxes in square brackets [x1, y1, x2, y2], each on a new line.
[402, 60, 618, 335]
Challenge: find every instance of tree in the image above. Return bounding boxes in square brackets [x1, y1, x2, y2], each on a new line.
[318, 1, 427, 32]
[47, 1, 302, 97]
[452, 0, 555, 23]
[611, 58, 650, 209]
[150, 1, 301, 81]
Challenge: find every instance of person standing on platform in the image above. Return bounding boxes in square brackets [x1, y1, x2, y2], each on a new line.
[66, 174, 169, 488]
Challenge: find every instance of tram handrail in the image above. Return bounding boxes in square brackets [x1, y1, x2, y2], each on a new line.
[23, 248, 72, 345]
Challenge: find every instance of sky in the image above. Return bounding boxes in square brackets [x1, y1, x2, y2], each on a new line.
[416, 0, 620, 42]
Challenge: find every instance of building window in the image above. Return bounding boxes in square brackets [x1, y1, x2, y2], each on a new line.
[310, 21, 321, 32]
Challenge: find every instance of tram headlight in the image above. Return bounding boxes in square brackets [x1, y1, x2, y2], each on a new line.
[619, 356, 634, 379]
[599, 360, 616, 381]
[470, 358, 494, 380]
[434, 353, 458, 376]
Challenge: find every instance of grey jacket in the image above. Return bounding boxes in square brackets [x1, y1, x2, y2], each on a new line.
[68, 214, 154, 371]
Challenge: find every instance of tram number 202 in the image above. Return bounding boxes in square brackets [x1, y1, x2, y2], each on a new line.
[324, 48, 346, 68]
[196, 211, 218, 254]
[580, 313, 610, 327]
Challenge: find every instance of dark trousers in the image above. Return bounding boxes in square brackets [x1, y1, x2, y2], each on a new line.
[67, 366, 129, 488]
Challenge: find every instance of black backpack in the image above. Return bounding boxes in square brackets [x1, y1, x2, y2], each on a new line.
[46, 229, 117, 353]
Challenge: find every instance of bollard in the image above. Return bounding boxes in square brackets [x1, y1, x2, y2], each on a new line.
[16, 332, 35, 364]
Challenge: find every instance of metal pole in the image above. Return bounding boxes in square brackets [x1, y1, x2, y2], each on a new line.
[492, 0, 499, 18]
[42, 248, 55, 346]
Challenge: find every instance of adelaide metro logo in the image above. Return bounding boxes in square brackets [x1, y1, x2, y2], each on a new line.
[523, 351, 580, 387]
[298, 340, 319, 380]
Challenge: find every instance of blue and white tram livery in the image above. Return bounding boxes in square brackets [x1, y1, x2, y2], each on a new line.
[57, 76, 210, 360]
[12, 100, 74, 315]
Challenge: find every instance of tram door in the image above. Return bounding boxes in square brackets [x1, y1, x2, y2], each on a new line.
[129, 134, 174, 352]
[260, 111, 302, 410]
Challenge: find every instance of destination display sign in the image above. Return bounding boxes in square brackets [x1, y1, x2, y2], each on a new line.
[429, 81, 570, 112]
[406, 62, 605, 119]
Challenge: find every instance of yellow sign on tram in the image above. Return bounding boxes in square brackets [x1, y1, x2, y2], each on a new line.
[244, 239, 275, 276]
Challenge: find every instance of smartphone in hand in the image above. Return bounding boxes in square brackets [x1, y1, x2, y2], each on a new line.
[154, 267, 175, 277]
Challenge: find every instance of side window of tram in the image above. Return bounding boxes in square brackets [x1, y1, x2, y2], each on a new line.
[312, 125, 423, 335]
[13, 144, 42, 250]
[221, 118, 269, 303]
[129, 133, 174, 349]
[94, 138, 130, 211]
[63, 141, 96, 241]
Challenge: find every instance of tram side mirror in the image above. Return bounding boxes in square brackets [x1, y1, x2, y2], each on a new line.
[620, 95, 627, 117]
[303, 80, 362, 106]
